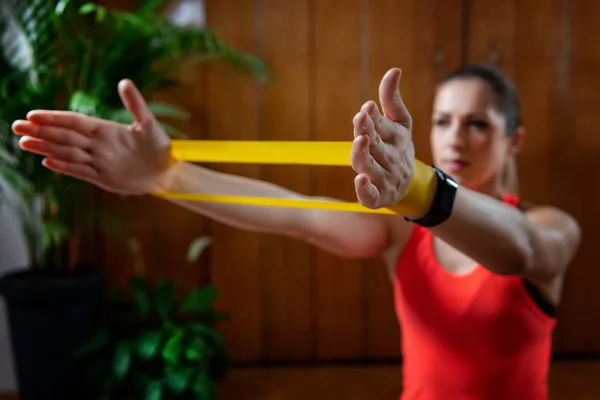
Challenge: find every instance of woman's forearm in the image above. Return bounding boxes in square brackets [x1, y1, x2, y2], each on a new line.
[429, 187, 535, 275]
[155, 161, 312, 236]
[154, 161, 394, 258]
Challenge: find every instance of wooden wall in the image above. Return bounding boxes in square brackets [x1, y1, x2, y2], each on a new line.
[95, 0, 600, 362]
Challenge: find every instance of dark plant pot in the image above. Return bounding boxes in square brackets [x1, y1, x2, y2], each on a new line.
[0, 264, 105, 400]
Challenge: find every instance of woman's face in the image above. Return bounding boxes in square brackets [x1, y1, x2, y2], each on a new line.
[430, 78, 521, 192]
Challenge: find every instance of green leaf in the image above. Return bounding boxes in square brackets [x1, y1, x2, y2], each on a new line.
[0, 147, 17, 165]
[41, 219, 69, 252]
[166, 368, 193, 393]
[75, 329, 110, 357]
[54, 0, 71, 15]
[186, 236, 211, 263]
[184, 347, 201, 361]
[152, 280, 175, 322]
[191, 323, 224, 343]
[179, 286, 219, 314]
[212, 311, 230, 321]
[78, 3, 102, 15]
[137, 330, 163, 359]
[145, 381, 163, 400]
[162, 330, 183, 365]
[159, 121, 186, 138]
[135, 0, 163, 15]
[146, 102, 190, 120]
[131, 277, 151, 318]
[113, 341, 132, 379]
[68, 91, 101, 115]
[192, 374, 212, 400]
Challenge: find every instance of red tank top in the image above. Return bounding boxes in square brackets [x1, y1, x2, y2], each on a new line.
[394, 193, 556, 400]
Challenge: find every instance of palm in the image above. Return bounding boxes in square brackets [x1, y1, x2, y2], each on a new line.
[350, 68, 415, 209]
[351, 68, 415, 208]
[12, 80, 173, 195]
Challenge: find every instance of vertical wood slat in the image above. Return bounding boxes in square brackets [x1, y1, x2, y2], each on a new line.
[260, 0, 314, 361]
[465, 0, 517, 74]
[555, 0, 600, 353]
[204, 0, 264, 362]
[313, 0, 366, 360]
[361, 0, 462, 359]
[363, 0, 417, 360]
[466, 0, 600, 354]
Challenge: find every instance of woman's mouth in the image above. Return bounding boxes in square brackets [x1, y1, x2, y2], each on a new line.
[443, 159, 470, 172]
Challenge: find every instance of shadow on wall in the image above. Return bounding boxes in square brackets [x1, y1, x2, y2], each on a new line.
[0, 175, 30, 392]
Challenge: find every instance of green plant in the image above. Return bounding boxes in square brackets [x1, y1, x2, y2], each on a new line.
[76, 236, 228, 400]
[0, 0, 267, 270]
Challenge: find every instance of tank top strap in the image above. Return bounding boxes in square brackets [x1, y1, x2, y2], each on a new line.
[501, 192, 521, 208]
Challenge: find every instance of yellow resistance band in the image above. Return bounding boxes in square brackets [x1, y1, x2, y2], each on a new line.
[153, 140, 436, 216]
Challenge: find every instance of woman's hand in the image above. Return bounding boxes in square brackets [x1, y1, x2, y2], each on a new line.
[351, 68, 416, 209]
[12, 79, 173, 195]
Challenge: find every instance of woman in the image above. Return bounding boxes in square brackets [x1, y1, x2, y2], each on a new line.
[12, 62, 581, 399]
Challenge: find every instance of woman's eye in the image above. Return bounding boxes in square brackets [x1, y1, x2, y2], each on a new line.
[434, 119, 449, 127]
[470, 120, 489, 129]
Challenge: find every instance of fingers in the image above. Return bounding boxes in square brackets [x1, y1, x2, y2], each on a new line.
[19, 137, 93, 164]
[12, 120, 92, 149]
[352, 111, 388, 181]
[118, 79, 153, 126]
[42, 158, 100, 184]
[378, 68, 412, 129]
[25, 110, 102, 134]
[354, 174, 381, 209]
[360, 101, 396, 142]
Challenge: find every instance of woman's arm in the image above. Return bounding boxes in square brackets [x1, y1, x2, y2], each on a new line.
[13, 79, 400, 262]
[352, 68, 581, 280]
[156, 161, 398, 259]
[429, 187, 581, 280]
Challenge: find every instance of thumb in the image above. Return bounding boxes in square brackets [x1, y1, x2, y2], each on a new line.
[118, 79, 154, 125]
[378, 68, 412, 129]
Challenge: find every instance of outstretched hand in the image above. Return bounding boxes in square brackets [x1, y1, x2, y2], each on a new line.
[351, 68, 415, 209]
[12, 80, 173, 195]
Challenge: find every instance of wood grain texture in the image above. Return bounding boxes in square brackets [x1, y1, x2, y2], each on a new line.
[259, 0, 314, 361]
[553, 0, 600, 352]
[204, 0, 264, 362]
[312, 0, 366, 361]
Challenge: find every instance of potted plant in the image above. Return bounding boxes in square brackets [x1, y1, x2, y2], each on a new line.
[0, 1, 266, 399]
[76, 236, 228, 400]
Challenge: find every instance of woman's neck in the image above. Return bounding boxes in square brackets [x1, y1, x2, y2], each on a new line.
[469, 176, 505, 199]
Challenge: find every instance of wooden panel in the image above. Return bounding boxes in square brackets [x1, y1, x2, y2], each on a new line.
[259, 0, 314, 361]
[363, 0, 409, 360]
[362, 0, 464, 358]
[313, 0, 365, 360]
[469, 0, 569, 336]
[467, 0, 566, 204]
[466, 0, 517, 74]
[554, 0, 600, 352]
[204, 0, 264, 362]
[467, 0, 600, 353]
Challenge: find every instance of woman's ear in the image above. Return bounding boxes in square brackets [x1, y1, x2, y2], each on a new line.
[508, 126, 525, 156]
